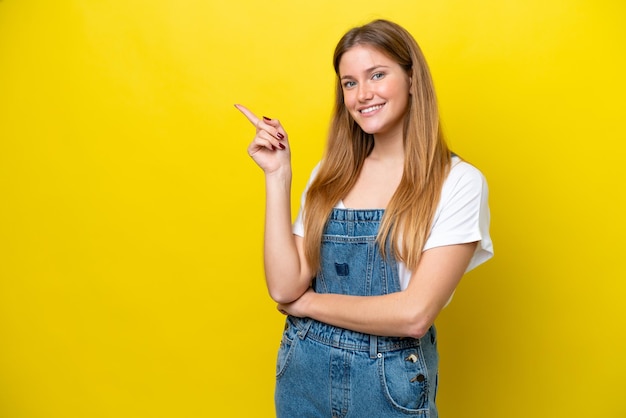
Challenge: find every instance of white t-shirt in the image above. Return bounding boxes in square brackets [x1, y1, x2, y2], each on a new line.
[293, 156, 494, 290]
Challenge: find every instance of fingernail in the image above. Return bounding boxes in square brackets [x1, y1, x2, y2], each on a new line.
[263, 116, 272, 121]
[278, 143, 286, 150]
[277, 132, 285, 140]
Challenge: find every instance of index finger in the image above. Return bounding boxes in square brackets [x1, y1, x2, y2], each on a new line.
[234, 104, 260, 127]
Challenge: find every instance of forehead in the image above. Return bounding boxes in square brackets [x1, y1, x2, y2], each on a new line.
[338, 44, 398, 76]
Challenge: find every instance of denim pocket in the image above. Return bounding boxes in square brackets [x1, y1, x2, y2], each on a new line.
[379, 346, 430, 413]
[276, 318, 298, 379]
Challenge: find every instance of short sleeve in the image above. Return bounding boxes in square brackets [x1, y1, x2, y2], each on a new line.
[423, 159, 494, 272]
[293, 163, 321, 237]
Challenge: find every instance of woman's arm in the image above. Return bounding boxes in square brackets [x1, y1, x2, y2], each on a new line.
[236, 104, 313, 304]
[278, 241, 477, 338]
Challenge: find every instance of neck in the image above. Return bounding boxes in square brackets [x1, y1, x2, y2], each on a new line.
[370, 130, 404, 162]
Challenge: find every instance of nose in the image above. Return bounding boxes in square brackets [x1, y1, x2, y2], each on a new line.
[357, 83, 373, 102]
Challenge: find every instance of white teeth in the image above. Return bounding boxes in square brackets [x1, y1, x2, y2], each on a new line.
[360, 104, 384, 114]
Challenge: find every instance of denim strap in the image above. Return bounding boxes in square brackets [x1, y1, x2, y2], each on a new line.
[369, 334, 378, 359]
[297, 317, 313, 340]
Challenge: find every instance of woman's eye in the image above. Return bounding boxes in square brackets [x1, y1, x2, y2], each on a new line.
[372, 72, 385, 80]
[344, 81, 356, 88]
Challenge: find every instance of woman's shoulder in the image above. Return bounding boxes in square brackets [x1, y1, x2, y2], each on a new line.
[446, 156, 487, 189]
[301, 161, 322, 189]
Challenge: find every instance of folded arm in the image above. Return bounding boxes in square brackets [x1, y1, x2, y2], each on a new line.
[278, 241, 477, 338]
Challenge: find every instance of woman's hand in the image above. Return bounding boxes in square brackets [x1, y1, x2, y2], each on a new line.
[277, 287, 315, 317]
[235, 104, 290, 174]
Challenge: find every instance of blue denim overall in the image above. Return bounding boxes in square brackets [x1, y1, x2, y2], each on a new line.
[275, 209, 439, 417]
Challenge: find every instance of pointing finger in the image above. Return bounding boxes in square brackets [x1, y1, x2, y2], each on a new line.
[234, 104, 260, 127]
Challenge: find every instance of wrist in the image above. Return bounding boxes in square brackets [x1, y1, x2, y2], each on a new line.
[300, 290, 315, 318]
[265, 165, 292, 183]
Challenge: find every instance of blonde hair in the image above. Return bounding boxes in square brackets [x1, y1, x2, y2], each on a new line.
[303, 19, 451, 271]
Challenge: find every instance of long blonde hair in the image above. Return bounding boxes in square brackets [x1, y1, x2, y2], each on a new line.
[304, 19, 451, 272]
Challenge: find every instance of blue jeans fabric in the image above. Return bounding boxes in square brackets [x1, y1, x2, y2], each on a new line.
[275, 209, 439, 417]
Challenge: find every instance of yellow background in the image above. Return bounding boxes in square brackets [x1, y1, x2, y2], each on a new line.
[1, 1, 624, 417]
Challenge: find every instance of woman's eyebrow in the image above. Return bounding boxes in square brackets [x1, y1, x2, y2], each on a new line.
[340, 65, 390, 80]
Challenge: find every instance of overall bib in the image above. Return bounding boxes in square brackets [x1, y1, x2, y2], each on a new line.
[275, 209, 439, 417]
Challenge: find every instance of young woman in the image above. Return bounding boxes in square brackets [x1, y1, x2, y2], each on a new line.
[236, 19, 492, 418]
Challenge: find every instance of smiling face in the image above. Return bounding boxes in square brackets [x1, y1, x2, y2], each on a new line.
[338, 44, 411, 140]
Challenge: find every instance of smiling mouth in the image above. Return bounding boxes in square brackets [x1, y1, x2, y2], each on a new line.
[359, 103, 385, 114]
